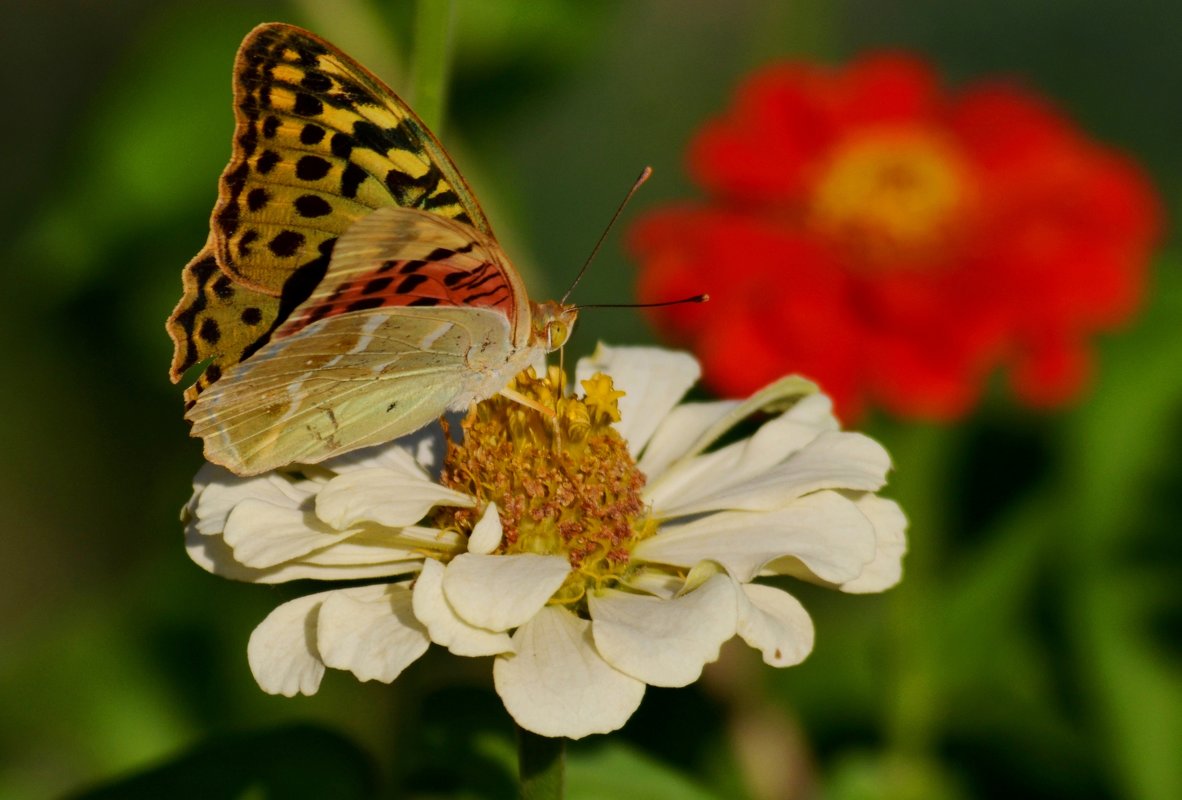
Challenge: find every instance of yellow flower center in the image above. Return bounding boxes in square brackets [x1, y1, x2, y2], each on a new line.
[809, 128, 975, 270]
[434, 367, 657, 610]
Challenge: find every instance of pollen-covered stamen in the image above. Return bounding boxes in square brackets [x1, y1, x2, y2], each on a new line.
[809, 127, 977, 270]
[433, 367, 657, 610]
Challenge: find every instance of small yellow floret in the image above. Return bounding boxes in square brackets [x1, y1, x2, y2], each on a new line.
[434, 367, 656, 610]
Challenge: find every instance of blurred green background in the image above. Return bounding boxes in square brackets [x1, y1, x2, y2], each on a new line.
[2, 1, 1180, 798]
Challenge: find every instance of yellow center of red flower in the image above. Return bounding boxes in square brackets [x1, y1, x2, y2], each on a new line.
[809, 129, 974, 270]
[434, 367, 657, 608]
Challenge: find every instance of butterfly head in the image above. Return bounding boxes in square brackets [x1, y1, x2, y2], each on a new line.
[531, 301, 580, 352]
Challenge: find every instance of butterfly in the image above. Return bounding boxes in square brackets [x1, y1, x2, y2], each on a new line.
[167, 22, 577, 476]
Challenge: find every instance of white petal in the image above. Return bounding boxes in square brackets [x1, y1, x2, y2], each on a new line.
[838, 495, 908, 593]
[736, 583, 814, 667]
[621, 568, 684, 600]
[317, 583, 430, 683]
[493, 606, 645, 739]
[315, 466, 473, 529]
[247, 591, 332, 696]
[412, 559, 513, 656]
[576, 344, 700, 457]
[467, 503, 503, 555]
[192, 465, 313, 535]
[184, 522, 423, 583]
[185, 521, 258, 579]
[327, 426, 444, 475]
[659, 374, 822, 464]
[655, 431, 891, 517]
[442, 553, 570, 631]
[634, 491, 876, 584]
[588, 573, 738, 687]
[263, 560, 423, 583]
[308, 525, 463, 563]
[638, 400, 741, 480]
[223, 498, 353, 568]
[646, 393, 839, 514]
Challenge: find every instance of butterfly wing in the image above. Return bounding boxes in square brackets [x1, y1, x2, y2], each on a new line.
[278, 206, 531, 344]
[212, 23, 492, 299]
[188, 306, 516, 475]
[167, 238, 282, 402]
[186, 207, 539, 475]
[169, 22, 501, 406]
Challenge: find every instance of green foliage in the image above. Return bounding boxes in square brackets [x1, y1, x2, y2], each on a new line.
[70, 725, 377, 800]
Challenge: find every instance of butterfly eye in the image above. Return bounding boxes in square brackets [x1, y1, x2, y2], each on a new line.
[548, 321, 569, 349]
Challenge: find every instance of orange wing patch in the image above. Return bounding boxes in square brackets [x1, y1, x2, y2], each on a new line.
[277, 243, 515, 338]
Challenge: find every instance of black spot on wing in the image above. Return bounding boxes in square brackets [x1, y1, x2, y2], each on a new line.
[248, 237, 337, 358]
[300, 71, 332, 92]
[237, 127, 258, 155]
[172, 256, 218, 373]
[199, 318, 221, 344]
[296, 155, 331, 181]
[340, 163, 367, 199]
[247, 188, 270, 211]
[212, 274, 234, 299]
[215, 179, 243, 237]
[443, 269, 469, 287]
[351, 120, 401, 153]
[384, 162, 446, 205]
[363, 276, 393, 294]
[300, 123, 325, 145]
[330, 133, 354, 159]
[241, 307, 263, 325]
[465, 286, 509, 303]
[293, 93, 323, 117]
[424, 190, 461, 211]
[268, 230, 305, 257]
[279, 238, 335, 317]
[237, 230, 258, 258]
[384, 120, 419, 152]
[461, 271, 499, 291]
[396, 274, 428, 293]
[256, 150, 280, 174]
[222, 163, 249, 194]
[305, 303, 334, 325]
[294, 194, 332, 218]
[346, 297, 385, 312]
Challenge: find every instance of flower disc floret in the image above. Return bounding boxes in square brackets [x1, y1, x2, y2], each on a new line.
[434, 367, 657, 609]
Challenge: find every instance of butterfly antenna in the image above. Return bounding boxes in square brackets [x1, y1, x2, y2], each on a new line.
[560, 166, 653, 305]
[577, 294, 710, 310]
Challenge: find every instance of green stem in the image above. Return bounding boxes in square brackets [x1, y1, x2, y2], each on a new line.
[411, 0, 455, 133]
[518, 726, 565, 800]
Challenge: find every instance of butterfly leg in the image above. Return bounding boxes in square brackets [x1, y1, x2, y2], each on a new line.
[499, 386, 563, 451]
[499, 387, 558, 420]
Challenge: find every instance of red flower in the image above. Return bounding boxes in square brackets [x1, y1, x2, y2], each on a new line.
[630, 54, 1161, 420]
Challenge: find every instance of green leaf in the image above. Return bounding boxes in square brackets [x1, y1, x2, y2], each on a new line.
[566, 742, 721, 800]
[1059, 251, 1182, 800]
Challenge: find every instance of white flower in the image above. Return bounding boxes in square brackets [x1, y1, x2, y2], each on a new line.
[183, 345, 906, 739]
